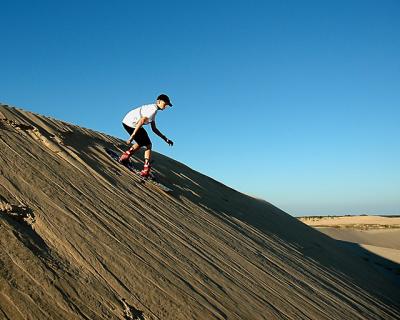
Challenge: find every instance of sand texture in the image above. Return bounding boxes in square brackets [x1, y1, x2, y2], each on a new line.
[300, 216, 400, 264]
[299, 215, 400, 229]
[1, 104, 399, 319]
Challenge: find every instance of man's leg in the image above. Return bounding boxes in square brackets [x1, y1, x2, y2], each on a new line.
[144, 144, 152, 165]
[129, 143, 141, 154]
[141, 144, 152, 177]
[119, 143, 141, 163]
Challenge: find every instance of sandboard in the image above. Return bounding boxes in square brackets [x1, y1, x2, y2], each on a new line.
[104, 147, 172, 192]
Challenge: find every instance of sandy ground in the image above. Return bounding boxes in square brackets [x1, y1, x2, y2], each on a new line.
[1, 104, 400, 320]
[300, 216, 400, 283]
[314, 228, 400, 250]
[299, 215, 400, 228]
[316, 228, 400, 264]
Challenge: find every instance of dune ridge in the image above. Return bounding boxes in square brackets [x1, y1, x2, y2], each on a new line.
[0, 104, 399, 319]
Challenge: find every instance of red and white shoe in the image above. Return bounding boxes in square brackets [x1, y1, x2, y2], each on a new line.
[140, 163, 151, 177]
[119, 150, 132, 164]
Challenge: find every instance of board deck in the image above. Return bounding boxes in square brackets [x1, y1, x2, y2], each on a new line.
[104, 148, 172, 192]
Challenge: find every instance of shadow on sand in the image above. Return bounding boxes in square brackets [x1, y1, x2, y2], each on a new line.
[26, 122, 399, 316]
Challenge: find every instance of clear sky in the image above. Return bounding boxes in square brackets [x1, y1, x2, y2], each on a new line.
[1, 0, 399, 216]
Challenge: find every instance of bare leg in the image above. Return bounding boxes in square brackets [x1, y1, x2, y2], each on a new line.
[144, 144, 152, 165]
[128, 143, 141, 154]
[140, 144, 153, 177]
[120, 143, 141, 163]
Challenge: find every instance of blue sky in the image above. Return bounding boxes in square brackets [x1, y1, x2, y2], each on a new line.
[1, 0, 399, 216]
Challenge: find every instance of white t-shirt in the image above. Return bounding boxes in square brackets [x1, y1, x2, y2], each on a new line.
[122, 103, 158, 128]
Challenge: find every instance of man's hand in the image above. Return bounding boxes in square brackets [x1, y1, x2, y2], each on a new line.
[166, 138, 174, 146]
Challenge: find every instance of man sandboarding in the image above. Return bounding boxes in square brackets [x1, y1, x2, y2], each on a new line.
[119, 94, 174, 177]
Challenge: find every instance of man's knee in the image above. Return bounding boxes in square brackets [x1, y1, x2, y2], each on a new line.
[145, 143, 152, 150]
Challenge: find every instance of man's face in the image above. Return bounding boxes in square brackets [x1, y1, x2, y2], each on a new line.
[157, 99, 168, 110]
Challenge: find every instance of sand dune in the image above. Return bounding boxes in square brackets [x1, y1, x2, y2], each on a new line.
[299, 216, 400, 259]
[300, 216, 400, 285]
[1, 104, 399, 319]
[299, 215, 400, 228]
[314, 228, 400, 250]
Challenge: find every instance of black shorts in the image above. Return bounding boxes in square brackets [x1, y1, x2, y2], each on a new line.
[122, 123, 151, 147]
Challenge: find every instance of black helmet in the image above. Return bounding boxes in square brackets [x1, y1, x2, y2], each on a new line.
[157, 94, 173, 106]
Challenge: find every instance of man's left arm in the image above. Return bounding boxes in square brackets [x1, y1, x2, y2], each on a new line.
[151, 121, 173, 146]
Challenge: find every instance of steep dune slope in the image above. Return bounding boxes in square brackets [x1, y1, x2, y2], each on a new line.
[0, 104, 399, 320]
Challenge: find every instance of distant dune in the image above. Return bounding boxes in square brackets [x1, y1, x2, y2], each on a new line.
[1, 104, 399, 319]
[300, 215, 400, 274]
[299, 215, 400, 229]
